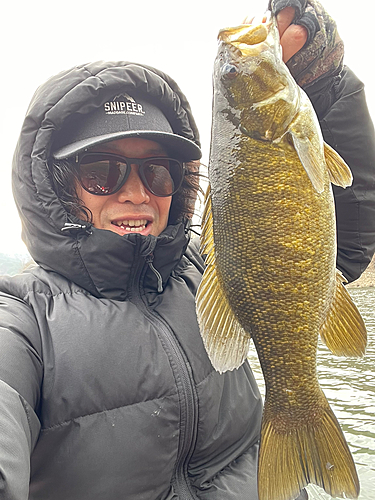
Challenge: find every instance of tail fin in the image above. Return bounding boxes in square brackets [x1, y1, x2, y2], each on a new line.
[258, 395, 359, 500]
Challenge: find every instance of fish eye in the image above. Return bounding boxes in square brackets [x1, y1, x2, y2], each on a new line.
[221, 63, 238, 81]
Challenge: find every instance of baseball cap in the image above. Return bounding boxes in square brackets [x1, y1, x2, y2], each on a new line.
[52, 92, 202, 161]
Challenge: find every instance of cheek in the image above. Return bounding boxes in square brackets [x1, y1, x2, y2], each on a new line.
[75, 184, 89, 208]
[157, 197, 172, 225]
[75, 185, 105, 222]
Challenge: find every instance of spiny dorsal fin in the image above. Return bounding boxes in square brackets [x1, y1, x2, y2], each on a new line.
[324, 142, 353, 187]
[196, 185, 251, 373]
[199, 184, 214, 258]
[319, 270, 367, 357]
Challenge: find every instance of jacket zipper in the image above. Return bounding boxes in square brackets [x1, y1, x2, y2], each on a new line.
[130, 252, 199, 500]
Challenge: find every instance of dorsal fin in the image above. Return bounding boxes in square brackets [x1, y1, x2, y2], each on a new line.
[196, 185, 251, 373]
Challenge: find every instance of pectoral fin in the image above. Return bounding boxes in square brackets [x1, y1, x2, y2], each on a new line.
[324, 142, 353, 187]
[290, 131, 326, 193]
[320, 270, 367, 357]
[196, 185, 251, 373]
[288, 91, 327, 193]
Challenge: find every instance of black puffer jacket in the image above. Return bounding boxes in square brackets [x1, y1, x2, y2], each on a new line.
[305, 66, 375, 281]
[0, 62, 263, 500]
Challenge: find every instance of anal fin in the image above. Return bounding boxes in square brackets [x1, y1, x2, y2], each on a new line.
[320, 270, 367, 357]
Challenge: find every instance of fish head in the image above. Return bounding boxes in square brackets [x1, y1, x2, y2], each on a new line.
[214, 17, 299, 142]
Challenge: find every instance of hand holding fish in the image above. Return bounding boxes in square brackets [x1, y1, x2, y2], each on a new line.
[244, 8, 308, 62]
[275, 7, 308, 62]
[272, 0, 345, 88]
[248, 0, 344, 88]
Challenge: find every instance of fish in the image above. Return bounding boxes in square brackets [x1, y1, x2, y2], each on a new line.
[195, 15, 367, 500]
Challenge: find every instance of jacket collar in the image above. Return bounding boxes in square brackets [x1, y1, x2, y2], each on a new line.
[73, 221, 190, 300]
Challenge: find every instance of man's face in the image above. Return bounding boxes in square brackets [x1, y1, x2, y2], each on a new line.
[76, 138, 172, 237]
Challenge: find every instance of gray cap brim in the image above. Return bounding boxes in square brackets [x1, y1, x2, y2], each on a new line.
[53, 129, 202, 161]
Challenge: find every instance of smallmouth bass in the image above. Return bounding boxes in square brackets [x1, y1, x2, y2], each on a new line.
[196, 17, 367, 500]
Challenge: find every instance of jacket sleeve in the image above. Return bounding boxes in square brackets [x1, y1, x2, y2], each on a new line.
[0, 292, 42, 499]
[306, 66, 375, 282]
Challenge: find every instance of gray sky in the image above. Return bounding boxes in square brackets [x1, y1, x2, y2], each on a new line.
[1, 0, 373, 254]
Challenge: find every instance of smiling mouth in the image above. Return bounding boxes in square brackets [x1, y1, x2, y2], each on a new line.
[111, 219, 149, 232]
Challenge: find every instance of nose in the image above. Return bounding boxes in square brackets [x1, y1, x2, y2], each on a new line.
[116, 164, 150, 204]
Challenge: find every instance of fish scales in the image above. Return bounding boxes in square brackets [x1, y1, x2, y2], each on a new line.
[196, 17, 367, 500]
[211, 132, 335, 416]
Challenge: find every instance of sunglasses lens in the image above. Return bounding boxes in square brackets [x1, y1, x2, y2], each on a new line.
[79, 155, 127, 194]
[78, 154, 184, 197]
[142, 159, 183, 196]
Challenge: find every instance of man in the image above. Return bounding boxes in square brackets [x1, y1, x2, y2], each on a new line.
[0, 2, 374, 499]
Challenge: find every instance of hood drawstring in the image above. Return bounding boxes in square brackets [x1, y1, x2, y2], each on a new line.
[61, 223, 93, 235]
[145, 254, 163, 293]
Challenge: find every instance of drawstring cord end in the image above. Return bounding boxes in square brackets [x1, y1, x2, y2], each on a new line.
[145, 254, 164, 293]
[61, 223, 93, 235]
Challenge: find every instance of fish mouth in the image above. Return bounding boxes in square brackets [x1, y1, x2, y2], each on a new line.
[218, 22, 269, 46]
[217, 15, 279, 60]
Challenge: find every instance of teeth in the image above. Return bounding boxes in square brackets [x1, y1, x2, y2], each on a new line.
[113, 219, 148, 231]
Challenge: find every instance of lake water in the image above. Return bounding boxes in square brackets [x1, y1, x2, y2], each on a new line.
[247, 287, 375, 499]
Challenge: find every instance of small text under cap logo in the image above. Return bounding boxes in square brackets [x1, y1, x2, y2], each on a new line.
[103, 93, 145, 116]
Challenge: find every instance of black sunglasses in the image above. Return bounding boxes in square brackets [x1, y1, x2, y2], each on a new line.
[75, 152, 186, 197]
